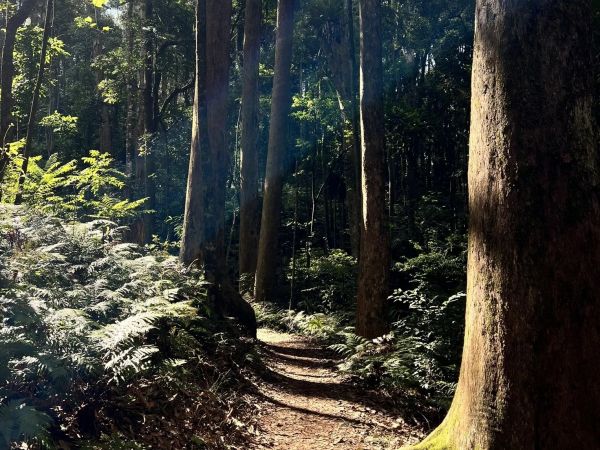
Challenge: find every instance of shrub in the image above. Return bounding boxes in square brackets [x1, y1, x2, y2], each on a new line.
[0, 208, 249, 448]
[287, 249, 357, 313]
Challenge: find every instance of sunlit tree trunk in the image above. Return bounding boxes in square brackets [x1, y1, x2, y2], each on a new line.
[0, 0, 40, 186]
[181, 0, 256, 335]
[238, 0, 262, 289]
[254, 0, 295, 303]
[412, 0, 600, 448]
[14, 0, 54, 205]
[355, 0, 389, 339]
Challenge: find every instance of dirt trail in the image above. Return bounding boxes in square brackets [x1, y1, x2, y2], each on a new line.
[250, 329, 421, 449]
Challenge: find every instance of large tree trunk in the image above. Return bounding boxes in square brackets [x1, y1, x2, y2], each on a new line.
[14, 0, 54, 205]
[181, 0, 256, 335]
[355, 0, 389, 339]
[254, 0, 295, 303]
[238, 0, 262, 288]
[0, 0, 40, 184]
[412, 1, 600, 448]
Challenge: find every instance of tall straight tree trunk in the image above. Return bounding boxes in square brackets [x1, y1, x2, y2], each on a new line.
[14, 0, 54, 205]
[181, 0, 256, 334]
[131, 0, 156, 243]
[124, 0, 138, 178]
[412, 1, 600, 448]
[254, 0, 295, 303]
[0, 0, 40, 185]
[238, 0, 262, 288]
[323, 0, 361, 257]
[141, 0, 156, 239]
[355, 0, 389, 339]
[180, 0, 209, 267]
[346, 0, 361, 259]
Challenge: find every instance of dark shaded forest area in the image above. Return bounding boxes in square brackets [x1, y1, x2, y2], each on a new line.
[0, 0, 598, 448]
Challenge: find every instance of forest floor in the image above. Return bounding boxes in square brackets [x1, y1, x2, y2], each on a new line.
[248, 329, 423, 449]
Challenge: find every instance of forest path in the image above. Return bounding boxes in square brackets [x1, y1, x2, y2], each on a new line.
[250, 329, 421, 449]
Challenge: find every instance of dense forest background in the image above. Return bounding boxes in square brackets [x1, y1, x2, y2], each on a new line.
[0, 0, 598, 448]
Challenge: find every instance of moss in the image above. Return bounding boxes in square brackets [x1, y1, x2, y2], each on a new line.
[403, 406, 459, 450]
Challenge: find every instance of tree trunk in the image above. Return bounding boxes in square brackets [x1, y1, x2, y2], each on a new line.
[412, 1, 600, 448]
[355, 0, 390, 339]
[131, 0, 157, 243]
[181, 0, 256, 335]
[238, 0, 262, 287]
[254, 0, 295, 303]
[124, 0, 138, 178]
[322, 0, 361, 258]
[14, 0, 54, 205]
[0, 0, 40, 184]
[141, 0, 156, 241]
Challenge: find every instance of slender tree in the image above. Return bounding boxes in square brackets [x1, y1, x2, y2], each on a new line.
[181, 0, 256, 334]
[321, 0, 361, 257]
[412, 0, 600, 448]
[254, 0, 295, 303]
[238, 0, 262, 288]
[132, 0, 157, 243]
[14, 0, 54, 205]
[355, 0, 390, 339]
[124, 0, 137, 178]
[0, 0, 40, 185]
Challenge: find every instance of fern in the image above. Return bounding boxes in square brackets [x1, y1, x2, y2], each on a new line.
[0, 401, 52, 447]
[0, 208, 219, 446]
[92, 312, 159, 351]
[104, 345, 160, 384]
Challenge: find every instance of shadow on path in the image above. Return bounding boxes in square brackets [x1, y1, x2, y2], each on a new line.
[250, 328, 422, 449]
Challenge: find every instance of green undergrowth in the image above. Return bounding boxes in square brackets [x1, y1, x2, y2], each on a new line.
[0, 206, 256, 449]
[253, 301, 345, 340]
[255, 236, 466, 418]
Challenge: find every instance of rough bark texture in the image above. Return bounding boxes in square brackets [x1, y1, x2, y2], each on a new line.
[412, 0, 600, 448]
[238, 0, 262, 283]
[254, 0, 295, 303]
[0, 0, 40, 182]
[181, 0, 256, 335]
[355, 0, 390, 339]
[14, 0, 54, 205]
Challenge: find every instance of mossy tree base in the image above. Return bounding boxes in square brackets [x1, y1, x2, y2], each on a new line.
[404, 406, 459, 450]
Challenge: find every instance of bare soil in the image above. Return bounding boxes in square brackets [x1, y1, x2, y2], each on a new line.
[249, 329, 422, 449]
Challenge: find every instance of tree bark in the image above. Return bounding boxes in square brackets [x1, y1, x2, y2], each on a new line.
[14, 0, 54, 205]
[181, 0, 256, 335]
[355, 0, 390, 339]
[238, 0, 262, 287]
[0, 0, 40, 183]
[130, 0, 157, 243]
[254, 0, 295, 303]
[412, 0, 600, 448]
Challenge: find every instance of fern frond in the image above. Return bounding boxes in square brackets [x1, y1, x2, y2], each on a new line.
[0, 401, 52, 447]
